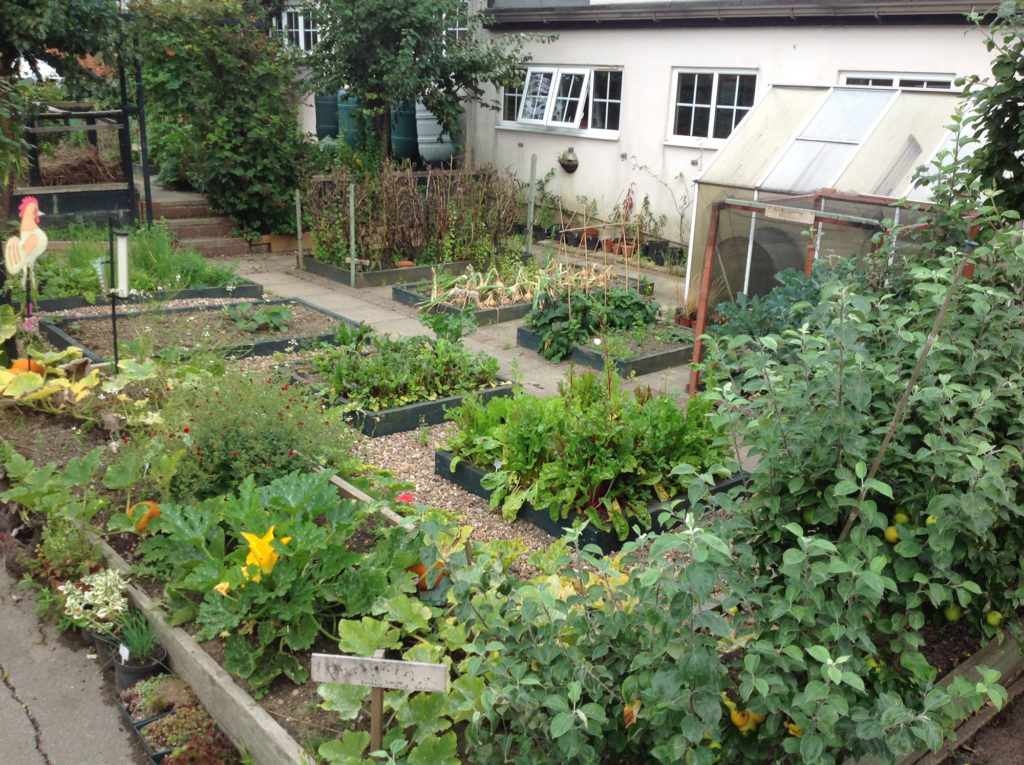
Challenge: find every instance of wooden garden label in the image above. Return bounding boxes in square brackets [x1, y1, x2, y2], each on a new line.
[311, 652, 447, 693]
[312, 651, 448, 754]
[763, 204, 816, 225]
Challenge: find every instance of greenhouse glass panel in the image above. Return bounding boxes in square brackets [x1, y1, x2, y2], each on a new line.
[762, 141, 857, 193]
[801, 89, 893, 142]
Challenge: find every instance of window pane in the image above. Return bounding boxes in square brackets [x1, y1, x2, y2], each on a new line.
[520, 71, 552, 121]
[674, 72, 713, 137]
[713, 73, 756, 138]
[591, 70, 622, 130]
[286, 11, 300, 47]
[550, 72, 586, 124]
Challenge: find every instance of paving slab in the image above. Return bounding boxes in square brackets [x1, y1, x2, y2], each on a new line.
[0, 568, 146, 765]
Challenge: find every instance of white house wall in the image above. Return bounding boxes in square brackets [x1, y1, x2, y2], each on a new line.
[467, 23, 992, 242]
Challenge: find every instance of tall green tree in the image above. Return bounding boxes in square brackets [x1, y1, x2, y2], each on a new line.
[133, 0, 306, 235]
[311, 0, 533, 162]
[964, 0, 1024, 214]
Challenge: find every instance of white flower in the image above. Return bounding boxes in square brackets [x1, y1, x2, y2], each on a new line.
[593, 338, 602, 346]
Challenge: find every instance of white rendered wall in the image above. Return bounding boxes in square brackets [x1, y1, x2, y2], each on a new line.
[467, 23, 992, 242]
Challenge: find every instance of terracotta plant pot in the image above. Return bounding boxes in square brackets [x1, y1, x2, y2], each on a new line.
[396, 260, 416, 268]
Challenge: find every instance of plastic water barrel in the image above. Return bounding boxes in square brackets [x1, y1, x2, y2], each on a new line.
[314, 94, 339, 139]
[415, 103, 456, 163]
[338, 90, 367, 148]
[390, 102, 418, 161]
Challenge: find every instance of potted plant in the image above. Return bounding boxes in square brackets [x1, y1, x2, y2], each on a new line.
[118, 675, 197, 725]
[557, 147, 578, 173]
[114, 606, 167, 692]
[59, 567, 129, 664]
[638, 194, 669, 264]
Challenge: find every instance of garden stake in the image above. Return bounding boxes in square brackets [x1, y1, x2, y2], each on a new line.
[837, 252, 968, 543]
[526, 154, 537, 259]
[349, 183, 356, 285]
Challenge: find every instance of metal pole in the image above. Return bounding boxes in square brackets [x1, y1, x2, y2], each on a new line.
[133, 34, 154, 228]
[349, 183, 356, 285]
[688, 201, 723, 396]
[295, 189, 303, 269]
[108, 220, 120, 375]
[526, 154, 537, 259]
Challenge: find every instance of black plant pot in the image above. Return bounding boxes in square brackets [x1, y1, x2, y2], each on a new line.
[643, 239, 669, 265]
[558, 158, 578, 173]
[114, 646, 168, 692]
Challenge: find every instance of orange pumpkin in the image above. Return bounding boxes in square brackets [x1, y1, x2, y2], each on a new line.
[128, 501, 161, 532]
[406, 561, 445, 590]
[9, 358, 44, 375]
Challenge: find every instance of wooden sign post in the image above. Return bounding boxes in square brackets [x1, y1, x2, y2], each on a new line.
[311, 650, 448, 752]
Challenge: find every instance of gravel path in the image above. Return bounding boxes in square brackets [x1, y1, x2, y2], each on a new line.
[354, 422, 556, 579]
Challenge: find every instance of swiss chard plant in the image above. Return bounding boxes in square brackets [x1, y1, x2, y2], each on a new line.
[309, 316, 502, 412]
[444, 368, 730, 539]
[525, 287, 659, 362]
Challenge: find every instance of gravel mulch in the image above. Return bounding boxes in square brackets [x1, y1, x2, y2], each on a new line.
[354, 422, 555, 580]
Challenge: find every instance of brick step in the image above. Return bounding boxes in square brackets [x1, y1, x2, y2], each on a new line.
[165, 216, 236, 240]
[176, 237, 252, 258]
[141, 198, 213, 220]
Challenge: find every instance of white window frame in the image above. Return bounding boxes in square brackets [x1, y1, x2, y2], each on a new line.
[841, 71, 956, 90]
[518, 67, 591, 128]
[500, 65, 622, 136]
[667, 68, 757, 148]
[274, 6, 318, 51]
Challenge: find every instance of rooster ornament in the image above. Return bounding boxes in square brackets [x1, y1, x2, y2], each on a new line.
[5, 196, 48, 294]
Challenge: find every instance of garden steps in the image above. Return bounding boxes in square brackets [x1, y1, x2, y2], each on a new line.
[140, 184, 255, 258]
[164, 216, 237, 240]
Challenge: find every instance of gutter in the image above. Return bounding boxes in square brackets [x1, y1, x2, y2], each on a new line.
[484, 1, 985, 30]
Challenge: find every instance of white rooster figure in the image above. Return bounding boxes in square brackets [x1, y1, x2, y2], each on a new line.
[5, 196, 48, 293]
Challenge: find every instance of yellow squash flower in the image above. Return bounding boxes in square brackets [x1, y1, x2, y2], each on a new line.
[241, 526, 291, 582]
[213, 581, 231, 596]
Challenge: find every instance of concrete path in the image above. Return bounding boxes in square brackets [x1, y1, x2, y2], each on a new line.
[0, 567, 147, 765]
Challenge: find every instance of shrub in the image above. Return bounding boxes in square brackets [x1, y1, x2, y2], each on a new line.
[134, 0, 306, 236]
[118, 368, 356, 503]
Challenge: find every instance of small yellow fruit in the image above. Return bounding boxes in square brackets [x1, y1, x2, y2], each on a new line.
[893, 512, 910, 525]
[884, 525, 899, 543]
[749, 712, 767, 724]
[986, 610, 1003, 627]
[944, 604, 963, 622]
[926, 515, 938, 526]
[730, 709, 750, 729]
[784, 721, 803, 738]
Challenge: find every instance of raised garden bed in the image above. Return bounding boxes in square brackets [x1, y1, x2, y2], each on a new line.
[434, 449, 744, 554]
[391, 283, 533, 325]
[39, 298, 356, 362]
[516, 325, 694, 377]
[303, 256, 473, 289]
[335, 378, 515, 437]
[27, 280, 264, 313]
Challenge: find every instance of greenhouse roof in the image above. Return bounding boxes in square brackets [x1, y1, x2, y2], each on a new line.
[697, 84, 966, 204]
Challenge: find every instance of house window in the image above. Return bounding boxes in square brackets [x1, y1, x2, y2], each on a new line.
[671, 69, 756, 140]
[274, 7, 317, 51]
[502, 71, 524, 122]
[842, 72, 955, 90]
[502, 66, 622, 132]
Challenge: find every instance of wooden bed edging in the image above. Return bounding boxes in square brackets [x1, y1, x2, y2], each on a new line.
[95, 471, 403, 764]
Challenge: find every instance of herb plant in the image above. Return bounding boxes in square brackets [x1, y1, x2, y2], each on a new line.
[111, 368, 356, 504]
[444, 369, 729, 539]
